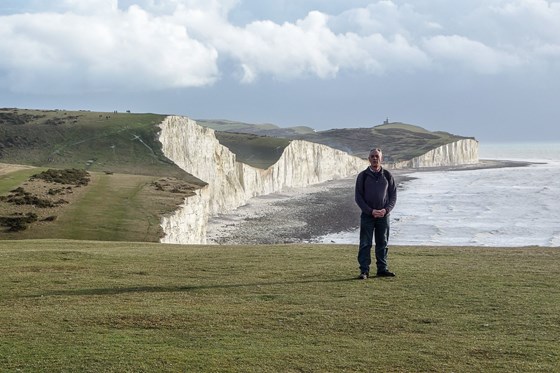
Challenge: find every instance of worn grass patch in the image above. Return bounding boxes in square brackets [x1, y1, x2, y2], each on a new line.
[1, 241, 558, 372]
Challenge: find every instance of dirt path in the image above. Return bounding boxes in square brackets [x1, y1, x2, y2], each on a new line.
[0, 163, 35, 176]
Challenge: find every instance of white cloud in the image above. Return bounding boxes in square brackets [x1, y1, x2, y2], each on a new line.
[423, 35, 522, 74]
[59, 0, 119, 14]
[178, 6, 430, 82]
[0, 2, 219, 93]
[0, 0, 559, 94]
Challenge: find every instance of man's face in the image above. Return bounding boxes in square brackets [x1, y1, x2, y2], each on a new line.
[369, 150, 382, 169]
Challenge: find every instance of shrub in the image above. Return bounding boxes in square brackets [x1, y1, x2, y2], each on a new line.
[31, 168, 90, 186]
[0, 213, 38, 232]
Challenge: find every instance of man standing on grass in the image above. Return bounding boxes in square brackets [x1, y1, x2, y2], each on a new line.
[355, 148, 397, 279]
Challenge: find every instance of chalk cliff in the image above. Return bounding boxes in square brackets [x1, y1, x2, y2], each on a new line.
[158, 116, 369, 244]
[157, 116, 479, 244]
[391, 139, 479, 169]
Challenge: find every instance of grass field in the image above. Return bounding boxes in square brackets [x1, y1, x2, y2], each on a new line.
[0, 167, 196, 242]
[1, 240, 558, 372]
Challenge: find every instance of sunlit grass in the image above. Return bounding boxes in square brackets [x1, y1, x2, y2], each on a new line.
[1, 241, 558, 372]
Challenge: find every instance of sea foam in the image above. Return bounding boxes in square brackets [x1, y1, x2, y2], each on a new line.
[319, 142, 560, 247]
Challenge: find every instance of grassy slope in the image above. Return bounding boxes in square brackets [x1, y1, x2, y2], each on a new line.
[197, 118, 474, 162]
[0, 167, 196, 242]
[1, 240, 558, 372]
[0, 108, 199, 182]
[214, 132, 291, 169]
[0, 109, 206, 241]
[299, 123, 474, 162]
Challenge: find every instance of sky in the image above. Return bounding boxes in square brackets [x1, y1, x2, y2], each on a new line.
[1, 0, 559, 142]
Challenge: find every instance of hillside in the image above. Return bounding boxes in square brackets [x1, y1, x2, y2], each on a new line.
[0, 108, 204, 240]
[0, 108, 200, 183]
[198, 119, 475, 162]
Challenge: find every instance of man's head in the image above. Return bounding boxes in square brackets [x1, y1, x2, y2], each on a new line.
[368, 148, 383, 170]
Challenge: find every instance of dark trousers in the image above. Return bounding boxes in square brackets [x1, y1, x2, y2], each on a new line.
[358, 213, 390, 274]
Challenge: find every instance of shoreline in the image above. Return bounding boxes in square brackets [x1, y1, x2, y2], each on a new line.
[207, 159, 530, 245]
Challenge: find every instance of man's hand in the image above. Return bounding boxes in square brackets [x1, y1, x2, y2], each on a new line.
[372, 209, 386, 218]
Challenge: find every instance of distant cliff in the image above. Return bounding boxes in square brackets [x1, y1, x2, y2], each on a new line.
[158, 116, 368, 244]
[391, 139, 479, 168]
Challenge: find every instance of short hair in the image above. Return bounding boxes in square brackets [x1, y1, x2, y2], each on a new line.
[368, 148, 383, 160]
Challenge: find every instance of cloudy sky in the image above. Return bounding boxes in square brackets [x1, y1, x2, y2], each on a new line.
[1, 0, 559, 142]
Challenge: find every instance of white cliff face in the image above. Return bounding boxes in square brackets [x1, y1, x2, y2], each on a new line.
[158, 116, 369, 244]
[158, 116, 479, 243]
[391, 139, 479, 169]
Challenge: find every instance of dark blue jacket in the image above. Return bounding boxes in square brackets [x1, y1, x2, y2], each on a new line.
[355, 167, 397, 216]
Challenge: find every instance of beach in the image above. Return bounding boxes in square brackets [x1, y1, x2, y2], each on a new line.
[206, 159, 531, 245]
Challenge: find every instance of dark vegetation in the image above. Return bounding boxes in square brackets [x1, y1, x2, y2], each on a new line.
[0, 186, 68, 208]
[0, 168, 90, 232]
[0, 212, 38, 232]
[30, 168, 90, 186]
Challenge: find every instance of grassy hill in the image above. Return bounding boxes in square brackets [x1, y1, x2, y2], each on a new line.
[1, 240, 558, 372]
[197, 119, 316, 137]
[197, 118, 474, 162]
[0, 108, 198, 180]
[214, 131, 291, 169]
[300, 122, 475, 161]
[0, 166, 197, 241]
[0, 108, 204, 241]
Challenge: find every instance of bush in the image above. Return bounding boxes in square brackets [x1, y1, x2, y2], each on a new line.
[0, 213, 38, 232]
[3, 187, 67, 208]
[31, 168, 90, 186]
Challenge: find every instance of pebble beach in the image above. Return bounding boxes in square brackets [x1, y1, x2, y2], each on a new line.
[206, 160, 530, 245]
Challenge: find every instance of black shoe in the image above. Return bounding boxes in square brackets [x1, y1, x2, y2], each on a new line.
[358, 272, 369, 280]
[376, 270, 395, 277]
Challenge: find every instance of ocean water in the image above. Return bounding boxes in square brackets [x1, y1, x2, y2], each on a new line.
[319, 142, 560, 247]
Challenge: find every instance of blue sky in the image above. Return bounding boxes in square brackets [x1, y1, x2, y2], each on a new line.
[1, 0, 559, 142]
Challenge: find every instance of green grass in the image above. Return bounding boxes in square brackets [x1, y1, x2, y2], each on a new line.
[0, 168, 45, 194]
[0, 170, 195, 242]
[214, 132, 291, 169]
[1, 241, 558, 372]
[0, 108, 199, 183]
[46, 173, 163, 241]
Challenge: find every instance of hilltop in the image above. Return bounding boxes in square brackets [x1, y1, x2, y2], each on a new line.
[1, 240, 558, 372]
[197, 118, 475, 162]
[0, 108, 199, 182]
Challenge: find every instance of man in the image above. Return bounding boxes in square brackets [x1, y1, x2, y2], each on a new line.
[355, 148, 397, 279]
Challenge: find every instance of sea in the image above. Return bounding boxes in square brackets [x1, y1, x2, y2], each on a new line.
[318, 142, 560, 247]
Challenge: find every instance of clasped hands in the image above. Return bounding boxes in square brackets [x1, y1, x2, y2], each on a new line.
[372, 209, 386, 218]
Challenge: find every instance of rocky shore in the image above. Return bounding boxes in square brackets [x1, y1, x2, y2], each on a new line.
[206, 159, 531, 245]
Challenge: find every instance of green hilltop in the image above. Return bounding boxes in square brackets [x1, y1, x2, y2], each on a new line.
[197, 119, 475, 162]
[0, 108, 199, 182]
